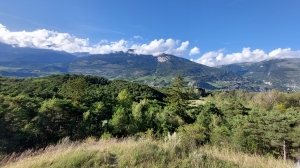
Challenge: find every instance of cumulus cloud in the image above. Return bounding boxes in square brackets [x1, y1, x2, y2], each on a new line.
[176, 41, 189, 52]
[194, 47, 300, 67]
[131, 39, 189, 56]
[0, 24, 190, 56]
[189, 47, 200, 56]
[0, 23, 91, 52]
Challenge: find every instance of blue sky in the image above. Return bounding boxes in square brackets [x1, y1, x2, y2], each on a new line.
[0, 0, 300, 66]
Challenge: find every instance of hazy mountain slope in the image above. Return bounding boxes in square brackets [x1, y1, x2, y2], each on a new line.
[69, 52, 243, 88]
[0, 44, 267, 90]
[154, 54, 240, 81]
[0, 42, 77, 65]
[218, 58, 300, 91]
[69, 52, 158, 79]
[0, 43, 76, 76]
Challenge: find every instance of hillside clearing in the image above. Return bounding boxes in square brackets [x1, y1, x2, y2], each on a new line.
[1, 137, 294, 168]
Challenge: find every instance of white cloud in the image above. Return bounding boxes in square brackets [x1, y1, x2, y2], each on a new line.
[194, 47, 300, 67]
[133, 35, 143, 40]
[0, 23, 189, 56]
[0, 24, 90, 53]
[131, 38, 189, 56]
[177, 41, 189, 52]
[268, 48, 300, 58]
[89, 39, 129, 54]
[4, 23, 299, 65]
[189, 47, 200, 56]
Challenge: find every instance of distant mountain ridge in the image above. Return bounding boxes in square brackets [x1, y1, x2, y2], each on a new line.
[69, 52, 243, 88]
[0, 42, 77, 65]
[1, 42, 298, 91]
[218, 58, 300, 91]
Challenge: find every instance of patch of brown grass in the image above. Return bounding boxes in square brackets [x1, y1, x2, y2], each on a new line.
[1, 135, 295, 168]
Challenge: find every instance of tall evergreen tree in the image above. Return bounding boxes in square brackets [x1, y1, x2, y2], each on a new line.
[165, 76, 192, 123]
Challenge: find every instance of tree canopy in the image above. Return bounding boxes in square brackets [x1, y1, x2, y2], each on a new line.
[1, 74, 300, 161]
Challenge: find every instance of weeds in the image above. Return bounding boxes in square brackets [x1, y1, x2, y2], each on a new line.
[1, 135, 295, 168]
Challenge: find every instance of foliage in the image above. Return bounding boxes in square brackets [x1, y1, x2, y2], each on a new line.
[164, 76, 193, 123]
[0, 74, 165, 153]
[1, 74, 300, 163]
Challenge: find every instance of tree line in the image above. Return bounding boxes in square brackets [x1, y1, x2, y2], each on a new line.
[0, 74, 299, 161]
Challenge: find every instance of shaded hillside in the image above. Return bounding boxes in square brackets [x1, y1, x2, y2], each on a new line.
[0, 43, 77, 65]
[0, 43, 76, 77]
[69, 52, 158, 79]
[69, 52, 244, 89]
[218, 58, 300, 91]
[0, 74, 166, 155]
[0, 44, 265, 90]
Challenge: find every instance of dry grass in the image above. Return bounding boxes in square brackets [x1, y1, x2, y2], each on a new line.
[189, 99, 206, 106]
[200, 145, 294, 168]
[0, 135, 295, 168]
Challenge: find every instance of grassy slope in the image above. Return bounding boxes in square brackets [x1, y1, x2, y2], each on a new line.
[1, 136, 294, 168]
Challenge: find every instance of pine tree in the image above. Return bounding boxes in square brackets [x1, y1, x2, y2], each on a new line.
[165, 76, 192, 123]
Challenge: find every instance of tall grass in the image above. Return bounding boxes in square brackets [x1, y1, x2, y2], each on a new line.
[1, 134, 295, 168]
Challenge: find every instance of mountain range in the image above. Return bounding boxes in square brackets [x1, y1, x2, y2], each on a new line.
[218, 58, 300, 91]
[0, 42, 298, 91]
[68, 52, 245, 88]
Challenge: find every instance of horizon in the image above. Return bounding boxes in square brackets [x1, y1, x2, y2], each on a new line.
[1, 41, 299, 67]
[0, 0, 300, 66]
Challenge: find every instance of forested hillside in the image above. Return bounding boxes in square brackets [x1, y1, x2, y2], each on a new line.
[1, 74, 300, 167]
[69, 53, 243, 88]
[0, 74, 166, 154]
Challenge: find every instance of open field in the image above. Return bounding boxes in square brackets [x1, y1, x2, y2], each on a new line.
[189, 98, 206, 106]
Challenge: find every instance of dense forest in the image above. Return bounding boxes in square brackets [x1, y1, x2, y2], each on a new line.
[0, 74, 300, 164]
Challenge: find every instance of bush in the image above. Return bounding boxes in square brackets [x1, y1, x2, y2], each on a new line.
[177, 124, 206, 150]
